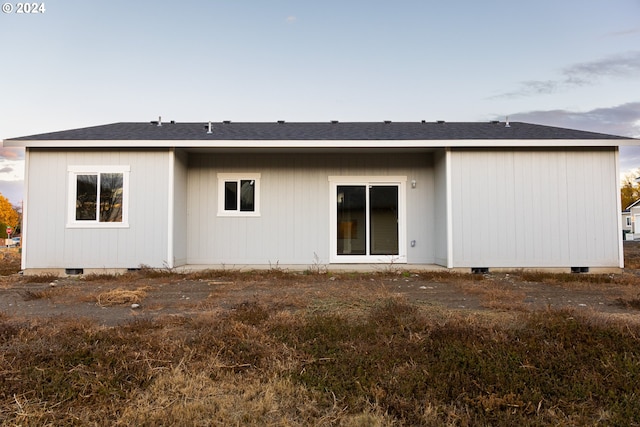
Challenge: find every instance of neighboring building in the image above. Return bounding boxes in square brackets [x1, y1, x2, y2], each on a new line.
[622, 199, 640, 240]
[2, 120, 637, 274]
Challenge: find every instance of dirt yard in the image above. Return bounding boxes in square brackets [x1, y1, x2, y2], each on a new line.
[2, 246, 640, 426]
[2, 244, 640, 326]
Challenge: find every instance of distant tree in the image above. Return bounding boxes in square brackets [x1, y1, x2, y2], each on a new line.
[621, 169, 640, 210]
[0, 192, 19, 238]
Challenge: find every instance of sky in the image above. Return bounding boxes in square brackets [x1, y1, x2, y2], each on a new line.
[1, 0, 639, 205]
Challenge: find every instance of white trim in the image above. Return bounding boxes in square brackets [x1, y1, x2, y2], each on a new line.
[66, 165, 130, 228]
[167, 150, 175, 268]
[328, 176, 407, 264]
[4, 138, 633, 149]
[21, 148, 30, 270]
[216, 173, 261, 217]
[445, 148, 454, 268]
[68, 165, 131, 173]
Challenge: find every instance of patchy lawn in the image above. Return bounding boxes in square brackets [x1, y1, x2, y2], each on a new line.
[1, 245, 640, 425]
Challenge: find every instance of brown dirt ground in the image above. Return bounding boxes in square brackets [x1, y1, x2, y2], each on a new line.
[1, 244, 640, 326]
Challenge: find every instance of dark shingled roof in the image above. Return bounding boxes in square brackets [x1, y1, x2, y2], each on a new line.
[7, 121, 633, 141]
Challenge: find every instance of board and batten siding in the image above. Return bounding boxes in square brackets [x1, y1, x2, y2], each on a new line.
[24, 149, 171, 269]
[449, 148, 620, 268]
[186, 152, 435, 265]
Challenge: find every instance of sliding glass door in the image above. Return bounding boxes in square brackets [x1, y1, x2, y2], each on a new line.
[330, 177, 406, 263]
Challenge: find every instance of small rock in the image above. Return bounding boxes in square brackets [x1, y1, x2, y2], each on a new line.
[49, 282, 56, 287]
[131, 303, 140, 309]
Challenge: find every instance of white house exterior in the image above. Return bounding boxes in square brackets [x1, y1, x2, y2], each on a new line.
[3, 120, 636, 274]
[622, 199, 640, 240]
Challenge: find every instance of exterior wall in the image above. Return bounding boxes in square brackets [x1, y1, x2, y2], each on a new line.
[24, 149, 171, 270]
[186, 152, 435, 265]
[450, 148, 621, 268]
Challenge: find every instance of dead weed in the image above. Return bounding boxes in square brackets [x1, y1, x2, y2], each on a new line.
[96, 286, 151, 307]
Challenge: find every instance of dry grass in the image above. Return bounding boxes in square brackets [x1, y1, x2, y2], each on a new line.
[0, 249, 21, 276]
[96, 286, 151, 307]
[1, 303, 639, 426]
[2, 245, 640, 424]
[20, 287, 69, 301]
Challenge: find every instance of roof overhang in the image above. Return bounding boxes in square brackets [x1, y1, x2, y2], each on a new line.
[1, 138, 631, 149]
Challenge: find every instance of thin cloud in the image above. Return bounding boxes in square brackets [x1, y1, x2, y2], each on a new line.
[285, 16, 297, 24]
[0, 158, 24, 182]
[506, 102, 640, 138]
[495, 51, 640, 99]
[565, 51, 640, 80]
[605, 27, 640, 37]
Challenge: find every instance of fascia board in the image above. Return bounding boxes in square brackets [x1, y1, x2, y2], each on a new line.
[2, 138, 634, 149]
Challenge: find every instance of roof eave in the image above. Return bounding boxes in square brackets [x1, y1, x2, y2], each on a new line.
[2, 138, 632, 149]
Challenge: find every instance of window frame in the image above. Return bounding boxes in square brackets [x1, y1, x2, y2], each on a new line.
[67, 165, 130, 228]
[217, 173, 261, 217]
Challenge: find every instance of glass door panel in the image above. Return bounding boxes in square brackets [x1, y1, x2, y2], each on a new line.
[370, 186, 399, 255]
[337, 186, 366, 255]
[336, 184, 399, 257]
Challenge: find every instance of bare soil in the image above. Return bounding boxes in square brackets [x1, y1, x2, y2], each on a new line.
[2, 244, 640, 326]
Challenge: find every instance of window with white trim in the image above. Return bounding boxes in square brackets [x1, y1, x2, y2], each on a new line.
[67, 166, 130, 228]
[627, 217, 632, 227]
[217, 173, 261, 216]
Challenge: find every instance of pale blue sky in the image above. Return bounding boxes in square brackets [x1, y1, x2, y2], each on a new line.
[1, 0, 639, 204]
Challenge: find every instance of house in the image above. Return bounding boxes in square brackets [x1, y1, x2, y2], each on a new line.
[2, 120, 637, 275]
[622, 199, 640, 240]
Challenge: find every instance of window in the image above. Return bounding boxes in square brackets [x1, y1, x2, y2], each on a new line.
[68, 166, 130, 227]
[217, 173, 261, 216]
[627, 217, 633, 227]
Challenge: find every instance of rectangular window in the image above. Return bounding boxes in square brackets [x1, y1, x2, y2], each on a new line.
[217, 173, 261, 216]
[627, 217, 632, 227]
[68, 166, 129, 228]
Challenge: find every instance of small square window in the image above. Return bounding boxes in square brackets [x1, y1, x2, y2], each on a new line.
[217, 173, 260, 216]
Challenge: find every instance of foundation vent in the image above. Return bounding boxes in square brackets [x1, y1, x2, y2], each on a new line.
[571, 267, 589, 273]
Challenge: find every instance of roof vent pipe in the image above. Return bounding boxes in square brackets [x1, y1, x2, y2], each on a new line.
[157, 116, 162, 127]
[207, 121, 212, 134]
[505, 116, 510, 128]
